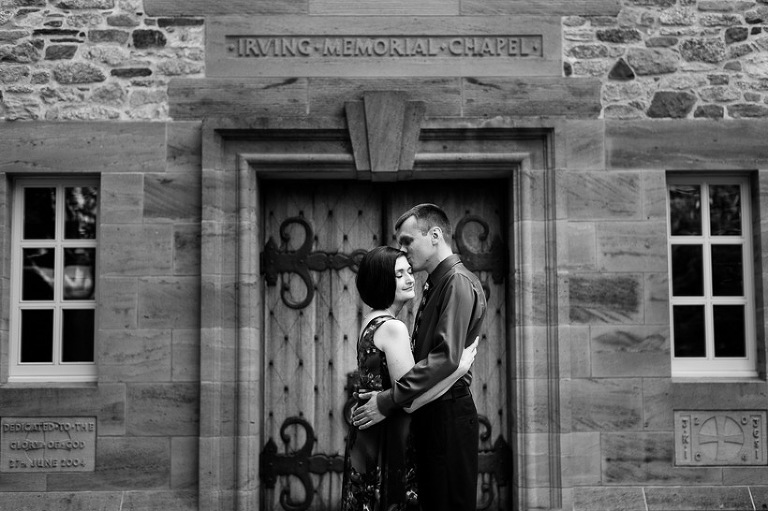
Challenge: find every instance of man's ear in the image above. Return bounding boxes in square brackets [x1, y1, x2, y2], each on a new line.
[430, 227, 442, 244]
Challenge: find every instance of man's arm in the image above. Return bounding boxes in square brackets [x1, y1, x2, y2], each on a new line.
[375, 274, 480, 417]
[351, 336, 478, 429]
[404, 337, 478, 413]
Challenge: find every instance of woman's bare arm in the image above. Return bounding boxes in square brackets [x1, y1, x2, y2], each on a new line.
[356, 323, 478, 423]
[373, 319, 416, 381]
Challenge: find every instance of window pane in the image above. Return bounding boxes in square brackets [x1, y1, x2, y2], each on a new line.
[669, 185, 702, 236]
[711, 245, 743, 296]
[672, 245, 703, 296]
[64, 248, 95, 300]
[20, 309, 53, 363]
[713, 305, 746, 357]
[62, 309, 95, 363]
[673, 305, 706, 357]
[65, 186, 98, 240]
[709, 184, 741, 236]
[22, 248, 55, 301]
[23, 188, 56, 239]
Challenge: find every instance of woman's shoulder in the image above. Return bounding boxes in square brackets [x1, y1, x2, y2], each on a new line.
[374, 317, 408, 336]
[372, 318, 409, 350]
[360, 312, 395, 339]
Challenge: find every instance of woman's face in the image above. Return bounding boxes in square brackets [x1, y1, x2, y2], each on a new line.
[392, 255, 416, 305]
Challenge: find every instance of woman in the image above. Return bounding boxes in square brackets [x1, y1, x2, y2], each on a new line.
[341, 246, 478, 510]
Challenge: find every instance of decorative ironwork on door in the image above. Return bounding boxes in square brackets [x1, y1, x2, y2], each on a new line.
[261, 180, 510, 510]
[262, 216, 367, 309]
[262, 213, 506, 308]
[260, 415, 513, 511]
[260, 417, 345, 511]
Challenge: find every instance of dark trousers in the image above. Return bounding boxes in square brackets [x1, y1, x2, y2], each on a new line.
[411, 391, 478, 511]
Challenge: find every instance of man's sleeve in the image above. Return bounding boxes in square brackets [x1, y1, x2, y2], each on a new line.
[376, 274, 478, 416]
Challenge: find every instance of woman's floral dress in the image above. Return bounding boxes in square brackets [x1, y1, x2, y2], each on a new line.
[341, 315, 418, 511]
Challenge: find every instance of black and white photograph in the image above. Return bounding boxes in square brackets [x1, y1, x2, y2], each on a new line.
[1, 0, 768, 509]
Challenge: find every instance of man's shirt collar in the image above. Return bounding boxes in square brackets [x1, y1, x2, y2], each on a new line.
[428, 254, 461, 285]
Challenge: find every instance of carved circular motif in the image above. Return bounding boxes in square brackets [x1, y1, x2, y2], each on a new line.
[698, 416, 744, 462]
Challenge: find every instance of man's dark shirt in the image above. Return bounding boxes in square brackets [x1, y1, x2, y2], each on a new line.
[377, 254, 487, 416]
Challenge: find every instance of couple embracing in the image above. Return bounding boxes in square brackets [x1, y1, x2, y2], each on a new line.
[341, 203, 488, 511]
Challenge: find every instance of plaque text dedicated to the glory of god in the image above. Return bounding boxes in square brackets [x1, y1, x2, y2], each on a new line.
[1, 417, 96, 472]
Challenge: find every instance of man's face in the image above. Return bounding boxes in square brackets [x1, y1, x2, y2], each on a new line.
[396, 215, 434, 272]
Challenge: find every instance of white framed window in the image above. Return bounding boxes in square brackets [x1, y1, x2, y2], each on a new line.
[666, 174, 757, 378]
[9, 178, 99, 382]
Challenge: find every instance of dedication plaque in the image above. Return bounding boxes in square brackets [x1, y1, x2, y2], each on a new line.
[207, 16, 561, 77]
[674, 411, 767, 466]
[1, 417, 96, 472]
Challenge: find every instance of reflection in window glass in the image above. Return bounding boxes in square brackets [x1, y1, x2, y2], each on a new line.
[673, 305, 706, 357]
[63, 248, 95, 300]
[62, 309, 95, 363]
[12, 179, 99, 381]
[20, 309, 53, 363]
[23, 188, 55, 240]
[709, 185, 741, 236]
[713, 305, 746, 357]
[667, 176, 755, 377]
[65, 187, 98, 240]
[22, 248, 55, 301]
[671, 245, 703, 296]
[711, 245, 743, 297]
[669, 185, 701, 236]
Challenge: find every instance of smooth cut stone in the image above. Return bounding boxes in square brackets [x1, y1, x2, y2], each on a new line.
[100, 224, 174, 276]
[568, 273, 643, 324]
[565, 172, 641, 220]
[571, 378, 643, 431]
[126, 383, 199, 436]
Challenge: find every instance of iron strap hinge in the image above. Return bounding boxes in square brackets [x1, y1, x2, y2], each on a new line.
[260, 417, 345, 511]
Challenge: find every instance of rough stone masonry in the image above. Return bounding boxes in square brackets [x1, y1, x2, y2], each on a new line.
[0, 0, 767, 119]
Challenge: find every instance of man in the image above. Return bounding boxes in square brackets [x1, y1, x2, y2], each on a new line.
[352, 203, 487, 511]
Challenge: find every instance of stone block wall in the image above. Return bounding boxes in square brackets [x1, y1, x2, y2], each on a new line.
[0, 122, 202, 510]
[0, 0, 767, 120]
[558, 120, 768, 510]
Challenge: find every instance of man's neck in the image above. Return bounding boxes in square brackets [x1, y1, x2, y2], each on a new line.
[426, 247, 454, 275]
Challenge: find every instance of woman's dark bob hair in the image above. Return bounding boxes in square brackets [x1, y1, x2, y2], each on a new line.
[356, 246, 406, 310]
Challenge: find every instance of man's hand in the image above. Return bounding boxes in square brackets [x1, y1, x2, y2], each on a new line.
[459, 337, 479, 373]
[351, 390, 385, 430]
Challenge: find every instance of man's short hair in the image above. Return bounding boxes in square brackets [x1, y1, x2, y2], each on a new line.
[394, 203, 452, 237]
[356, 246, 404, 310]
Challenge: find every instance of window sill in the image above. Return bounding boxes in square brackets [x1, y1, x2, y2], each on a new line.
[671, 376, 764, 384]
[0, 381, 98, 389]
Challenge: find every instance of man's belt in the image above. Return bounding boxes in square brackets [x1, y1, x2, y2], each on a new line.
[439, 383, 471, 401]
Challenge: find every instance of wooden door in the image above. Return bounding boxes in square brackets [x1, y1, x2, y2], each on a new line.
[261, 180, 509, 510]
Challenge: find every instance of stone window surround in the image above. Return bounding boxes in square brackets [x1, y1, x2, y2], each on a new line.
[666, 173, 758, 379]
[8, 177, 99, 384]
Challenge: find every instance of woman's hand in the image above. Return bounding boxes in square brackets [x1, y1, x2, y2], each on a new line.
[458, 336, 479, 373]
